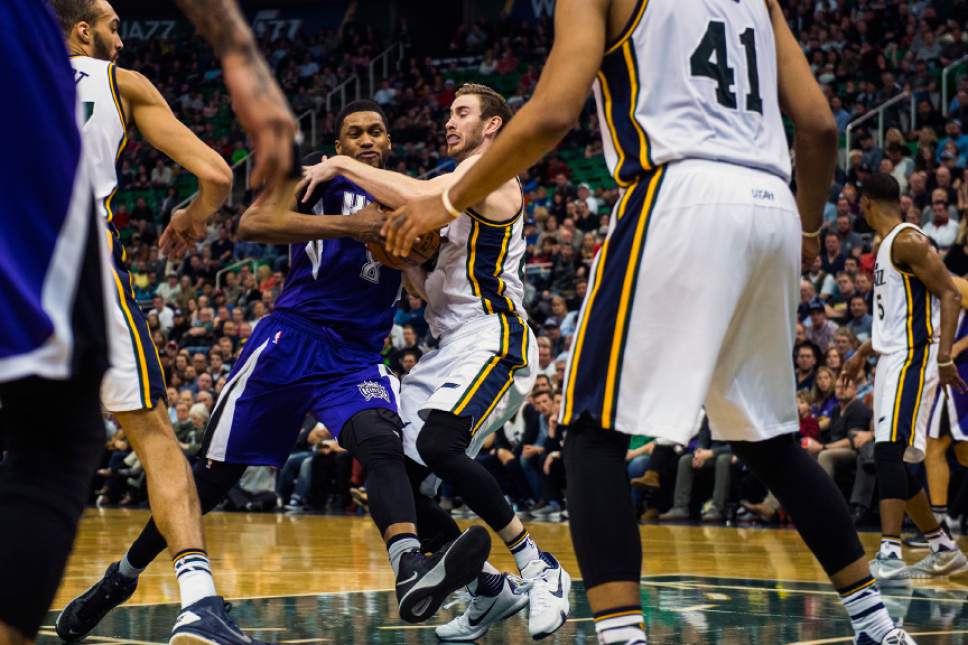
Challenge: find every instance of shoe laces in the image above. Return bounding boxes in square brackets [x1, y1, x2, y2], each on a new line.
[525, 564, 555, 615]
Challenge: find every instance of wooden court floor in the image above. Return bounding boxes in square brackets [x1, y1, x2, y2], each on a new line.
[38, 509, 968, 643]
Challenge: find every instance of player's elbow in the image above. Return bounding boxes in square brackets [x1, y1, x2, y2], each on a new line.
[237, 209, 264, 242]
[798, 111, 838, 150]
[200, 159, 234, 194]
[945, 286, 963, 307]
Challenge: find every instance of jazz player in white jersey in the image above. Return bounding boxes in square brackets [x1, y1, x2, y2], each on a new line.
[302, 84, 571, 640]
[841, 173, 968, 583]
[386, 1, 919, 643]
[52, 2, 267, 643]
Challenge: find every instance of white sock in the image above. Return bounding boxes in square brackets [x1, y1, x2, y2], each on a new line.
[387, 535, 420, 577]
[925, 525, 957, 553]
[173, 550, 217, 609]
[594, 607, 647, 644]
[506, 529, 541, 573]
[839, 576, 894, 642]
[879, 536, 902, 559]
[118, 553, 143, 579]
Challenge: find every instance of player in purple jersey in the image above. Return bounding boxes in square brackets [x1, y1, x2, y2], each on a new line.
[58, 101, 491, 634]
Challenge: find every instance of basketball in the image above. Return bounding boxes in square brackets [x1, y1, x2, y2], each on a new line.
[367, 229, 441, 269]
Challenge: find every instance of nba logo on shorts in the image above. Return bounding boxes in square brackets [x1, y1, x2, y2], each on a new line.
[358, 380, 389, 402]
[273, 331, 283, 344]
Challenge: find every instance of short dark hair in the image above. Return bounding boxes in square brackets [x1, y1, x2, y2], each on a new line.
[49, 0, 98, 37]
[335, 100, 388, 135]
[455, 83, 512, 133]
[863, 173, 901, 203]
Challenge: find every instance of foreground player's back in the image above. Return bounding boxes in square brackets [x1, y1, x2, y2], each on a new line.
[596, 0, 789, 185]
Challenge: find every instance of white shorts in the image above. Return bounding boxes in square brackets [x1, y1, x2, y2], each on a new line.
[873, 345, 939, 463]
[559, 159, 800, 445]
[101, 267, 166, 412]
[401, 314, 538, 491]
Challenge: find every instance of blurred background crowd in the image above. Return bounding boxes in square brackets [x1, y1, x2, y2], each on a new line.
[88, 0, 968, 534]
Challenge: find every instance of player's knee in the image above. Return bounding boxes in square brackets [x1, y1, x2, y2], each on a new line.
[342, 409, 405, 468]
[192, 459, 247, 514]
[874, 441, 909, 501]
[415, 410, 471, 469]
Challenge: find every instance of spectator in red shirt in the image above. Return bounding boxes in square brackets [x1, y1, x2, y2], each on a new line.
[798, 392, 820, 441]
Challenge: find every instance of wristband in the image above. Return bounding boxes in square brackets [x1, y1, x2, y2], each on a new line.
[441, 186, 462, 220]
[802, 227, 823, 238]
[939, 360, 955, 368]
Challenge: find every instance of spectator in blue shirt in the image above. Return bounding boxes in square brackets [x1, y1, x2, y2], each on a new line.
[831, 96, 851, 133]
[936, 119, 968, 163]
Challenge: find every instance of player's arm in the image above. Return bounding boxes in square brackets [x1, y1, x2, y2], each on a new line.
[304, 155, 479, 210]
[840, 340, 874, 386]
[238, 179, 385, 244]
[768, 0, 838, 263]
[380, 0, 609, 256]
[172, 0, 296, 189]
[117, 68, 232, 254]
[894, 230, 968, 392]
[402, 267, 429, 301]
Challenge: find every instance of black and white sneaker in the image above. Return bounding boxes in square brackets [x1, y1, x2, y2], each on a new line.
[55, 562, 138, 641]
[396, 525, 491, 623]
[170, 596, 268, 645]
[435, 573, 530, 641]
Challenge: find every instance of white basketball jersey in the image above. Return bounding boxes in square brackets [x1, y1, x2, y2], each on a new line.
[424, 194, 527, 340]
[594, 0, 790, 186]
[872, 223, 940, 355]
[70, 56, 127, 246]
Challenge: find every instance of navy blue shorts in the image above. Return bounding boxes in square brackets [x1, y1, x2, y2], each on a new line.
[201, 312, 399, 467]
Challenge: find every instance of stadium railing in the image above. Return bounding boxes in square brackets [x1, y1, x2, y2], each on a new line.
[942, 53, 968, 116]
[368, 42, 405, 98]
[843, 92, 915, 170]
[216, 259, 258, 291]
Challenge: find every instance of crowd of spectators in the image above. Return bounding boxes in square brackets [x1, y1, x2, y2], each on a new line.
[89, 3, 968, 528]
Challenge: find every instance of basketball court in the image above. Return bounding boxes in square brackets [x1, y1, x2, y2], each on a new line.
[39, 510, 968, 643]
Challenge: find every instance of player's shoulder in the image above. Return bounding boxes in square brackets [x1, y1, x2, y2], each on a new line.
[893, 225, 936, 261]
[114, 67, 162, 103]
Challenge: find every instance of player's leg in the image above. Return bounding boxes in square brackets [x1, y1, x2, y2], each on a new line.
[99, 269, 217, 609]
[925, 395, 953, 523]
[0, 376, 105, 642]
[403, 458, 529, 640]
[409, 319, 569, 638]
[0, 187, 109, 642]
[325, 388, 490, 624]
[896, 371, 968, 579]
[57, 319, 312, 642]
[563, 417, 645, 643]
[561, 166, 745, 645]
[706, 192, 899, 643]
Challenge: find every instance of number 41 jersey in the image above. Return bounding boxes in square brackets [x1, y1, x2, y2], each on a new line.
[272, 176, 401, 353]
[594, 0, 790, 186]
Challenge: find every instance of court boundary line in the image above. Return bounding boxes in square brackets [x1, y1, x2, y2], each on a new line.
[52, 572, 965, 610]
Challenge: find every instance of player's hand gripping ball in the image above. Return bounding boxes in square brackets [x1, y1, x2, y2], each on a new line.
[367, 229, 440, 269]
